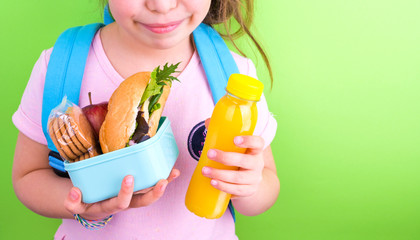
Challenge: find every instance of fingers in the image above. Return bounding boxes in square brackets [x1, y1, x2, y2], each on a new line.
[234, 136, 265, 155]
[64, 170, 180, 218]
[207, 149, 260, 170]
[133, 186, 153, 195]
[64, 176, 135, 218]
[64, 187, 87, 215]
[201, 135, 265, 199]
[129, 179, 168, 208]
[130, 168, 179, 207]
[98, 175, 135, 214]
[202, 167, 262, 185]
[167, 168, 180, 183]
[133, 168, 180, 195]
[209, 179, 258, 198]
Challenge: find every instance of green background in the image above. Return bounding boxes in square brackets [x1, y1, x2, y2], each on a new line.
[2, 0, 420, 239]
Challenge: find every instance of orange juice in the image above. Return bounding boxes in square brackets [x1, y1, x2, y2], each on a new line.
[185, 74, 264, 219]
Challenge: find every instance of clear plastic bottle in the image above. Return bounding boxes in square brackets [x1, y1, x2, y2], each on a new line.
[185, 73, 264, 219]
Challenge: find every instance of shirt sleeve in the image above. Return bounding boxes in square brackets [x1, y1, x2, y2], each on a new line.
[246, 59, 278, 149]
[12, 49, 52, 145]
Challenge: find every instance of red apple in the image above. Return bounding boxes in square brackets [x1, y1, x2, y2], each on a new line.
[82, 92, 108, 137]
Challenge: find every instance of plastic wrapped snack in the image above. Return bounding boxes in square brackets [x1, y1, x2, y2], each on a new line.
[48, 97, 101, 162]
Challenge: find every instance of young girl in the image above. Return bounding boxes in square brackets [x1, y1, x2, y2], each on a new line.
[12, 0, 279, 239]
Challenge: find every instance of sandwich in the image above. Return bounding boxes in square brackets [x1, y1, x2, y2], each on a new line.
[99, 63, 180, 154]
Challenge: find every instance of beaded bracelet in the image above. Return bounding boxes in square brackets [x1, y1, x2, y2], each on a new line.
[73, 214, 113, 230]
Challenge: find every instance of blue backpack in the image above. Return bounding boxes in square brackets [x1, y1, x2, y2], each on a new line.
[41, 7, 239, 221]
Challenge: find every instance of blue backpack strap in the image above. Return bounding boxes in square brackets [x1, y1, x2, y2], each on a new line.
[41, 23, 103, 170]
[193, 23, 239, 222]
[192, 23, 240, 104]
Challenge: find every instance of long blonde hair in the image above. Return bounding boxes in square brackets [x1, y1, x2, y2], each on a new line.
[204, 0, 273, 86]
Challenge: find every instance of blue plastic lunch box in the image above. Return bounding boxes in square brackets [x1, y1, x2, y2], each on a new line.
[64, 117, 178, 203]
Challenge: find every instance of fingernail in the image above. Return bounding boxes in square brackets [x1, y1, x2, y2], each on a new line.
[210, 180, 218, 186]
[125, 176, 134, 186]
[207, 149, 216, 159]
[234, 137, 243, 145]
[202, 167, 211, 175]
[70, 189, 78, 201]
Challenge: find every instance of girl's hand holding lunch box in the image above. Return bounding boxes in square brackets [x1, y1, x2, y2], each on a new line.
[64, 169, 180, 221]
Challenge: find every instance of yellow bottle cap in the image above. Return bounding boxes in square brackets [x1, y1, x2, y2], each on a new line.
[226, 74, 264, 101]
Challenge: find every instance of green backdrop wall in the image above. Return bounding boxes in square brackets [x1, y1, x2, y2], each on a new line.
[2, 0, 420, 239]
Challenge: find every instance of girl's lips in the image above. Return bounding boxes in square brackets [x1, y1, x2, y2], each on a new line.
[143, 20, 183, 34]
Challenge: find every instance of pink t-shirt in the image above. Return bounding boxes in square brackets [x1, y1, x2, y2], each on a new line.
[13, 30, 277, 240]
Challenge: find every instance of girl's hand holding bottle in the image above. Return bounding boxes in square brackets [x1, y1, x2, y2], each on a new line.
[64, 169, 180, 221]
[201, 119, 265, 199]
[185, 74, 276, 219]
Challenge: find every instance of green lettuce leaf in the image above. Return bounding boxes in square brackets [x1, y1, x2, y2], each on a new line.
[139, 62, 180, 109]
[140, 76, 161, 106]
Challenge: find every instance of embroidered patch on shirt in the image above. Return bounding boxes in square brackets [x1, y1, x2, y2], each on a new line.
[187, 121, 207, 161]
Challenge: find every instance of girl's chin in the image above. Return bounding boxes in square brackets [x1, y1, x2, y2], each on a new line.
[145, 35, 191, 51]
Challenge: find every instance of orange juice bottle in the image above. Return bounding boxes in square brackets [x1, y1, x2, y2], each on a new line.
[185, 73, 264, 219]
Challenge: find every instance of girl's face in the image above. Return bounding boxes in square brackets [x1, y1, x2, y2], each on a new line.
[109, 0, 212, 50]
